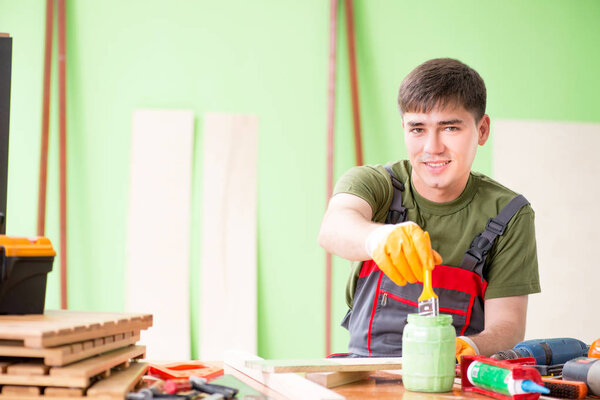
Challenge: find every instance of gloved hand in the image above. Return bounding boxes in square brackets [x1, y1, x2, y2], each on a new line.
[456, 336, 479, 363]
[365, 222, 442, 286]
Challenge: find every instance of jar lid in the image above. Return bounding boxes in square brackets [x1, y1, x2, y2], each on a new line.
[407, 313, 453, 326]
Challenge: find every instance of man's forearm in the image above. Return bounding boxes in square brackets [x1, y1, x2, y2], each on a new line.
[318, 207, 380, 261]
[318, 194, 381, 261]
[467, 295, 529, 357]
[466, 322, 525, 357]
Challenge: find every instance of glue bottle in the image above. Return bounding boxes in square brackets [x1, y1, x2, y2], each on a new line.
[466, 361, 549, 396]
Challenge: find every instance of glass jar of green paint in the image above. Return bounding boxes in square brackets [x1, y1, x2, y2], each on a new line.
[402, 313, 456, 392]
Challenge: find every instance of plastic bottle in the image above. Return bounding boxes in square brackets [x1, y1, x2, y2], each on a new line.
[466, 361, 549, 395]
[401, 313, 456, 392]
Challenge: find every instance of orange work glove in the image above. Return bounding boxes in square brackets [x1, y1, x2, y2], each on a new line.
[365, 222, 442, 286]
[456, 336, 479, 363]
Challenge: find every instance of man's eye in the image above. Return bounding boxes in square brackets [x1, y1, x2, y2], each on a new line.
[444, 126, 459, 132]
[411, 128, 424, 134]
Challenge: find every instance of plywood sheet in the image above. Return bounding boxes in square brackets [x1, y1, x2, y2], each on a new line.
[126, 109, 194, 361]
[0, 311, 151, 348]
[200, 113, 258, 360]
[0, 345, 145, 388]
[305, 371, 371, 388]
[246, 357, 403, 373]
[492, 119, 600, 343]
[0, 332, 140, 366]
[224, 350, 344, 400]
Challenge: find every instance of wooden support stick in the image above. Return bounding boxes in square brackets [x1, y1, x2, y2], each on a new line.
[224, 350, 345, 400]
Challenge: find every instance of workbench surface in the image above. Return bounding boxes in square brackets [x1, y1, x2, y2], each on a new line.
[223, 365, 497, 400]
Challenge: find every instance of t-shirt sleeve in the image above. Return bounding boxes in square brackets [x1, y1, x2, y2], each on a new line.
[333, 165, 393, 223]
[484, 207, 541, 299]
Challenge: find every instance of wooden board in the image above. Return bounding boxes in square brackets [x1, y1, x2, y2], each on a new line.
[0, 362, 147, 400]
[224, 350, 344, 400]
[305, 371, 372, 389]
[492, 119, 600, 343]
[0, 311, 152, 348]
[200, 113, 258, 360]
[0, 345, 145, 388]
[126, 109, 194, 361]
[246, 357, 403, 373]
[0, 332, 140, 366]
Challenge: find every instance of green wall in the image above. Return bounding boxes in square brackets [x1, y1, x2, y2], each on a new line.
[0, 1, 599, 359]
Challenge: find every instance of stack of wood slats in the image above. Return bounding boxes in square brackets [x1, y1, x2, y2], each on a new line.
[0, 310, 152, 400]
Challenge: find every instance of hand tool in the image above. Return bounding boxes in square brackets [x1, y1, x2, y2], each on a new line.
[418, 232, 438, 316]
[467, 361, 549, 396]
[562, 357, 600, 396]
[491, 338, 589, 365]
[190, 376, 238, 399]
[148, 362, 223, 381]
[461, 355, 547, 400]
[541, 377, 587, 399]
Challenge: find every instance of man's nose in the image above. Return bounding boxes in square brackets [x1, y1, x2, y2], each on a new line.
[424, 132, 444, 154]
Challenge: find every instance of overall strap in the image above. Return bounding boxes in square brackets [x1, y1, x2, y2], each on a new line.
[384, 165, 408, 224]
[460, 194, 530, 276]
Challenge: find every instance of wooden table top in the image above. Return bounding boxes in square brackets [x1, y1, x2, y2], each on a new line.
[223, 366, 496, 400]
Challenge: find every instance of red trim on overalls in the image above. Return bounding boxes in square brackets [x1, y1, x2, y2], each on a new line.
[360, 259, 487, 339]
[366, 271, 383, 357]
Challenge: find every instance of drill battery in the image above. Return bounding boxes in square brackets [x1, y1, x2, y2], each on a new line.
[0, 235, 56, 314]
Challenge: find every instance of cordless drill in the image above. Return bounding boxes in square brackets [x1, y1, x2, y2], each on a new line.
[491, 338, 589, 365]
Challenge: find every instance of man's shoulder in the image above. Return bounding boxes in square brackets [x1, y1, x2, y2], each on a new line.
[471, 171, 534, 215]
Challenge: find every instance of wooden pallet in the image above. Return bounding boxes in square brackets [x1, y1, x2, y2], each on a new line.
[0, 332, 141, 367]
[0, 345, 145, 388]
[0, 311, 152, 348]
[0, 361, 147, 400]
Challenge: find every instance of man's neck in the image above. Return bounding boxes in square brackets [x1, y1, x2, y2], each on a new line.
[410, 171, 470, 203]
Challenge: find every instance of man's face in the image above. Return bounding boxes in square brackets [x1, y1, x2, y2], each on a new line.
[402, 105, 490, 203]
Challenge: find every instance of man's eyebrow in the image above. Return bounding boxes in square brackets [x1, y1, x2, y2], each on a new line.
[438, 119, 463, 125]
[406, 121, 424, 127]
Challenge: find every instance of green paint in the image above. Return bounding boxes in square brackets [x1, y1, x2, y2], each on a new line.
[0, 0, 599, 360]
[402, 313, 456, 392]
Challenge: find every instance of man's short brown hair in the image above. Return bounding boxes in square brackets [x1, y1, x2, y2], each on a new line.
[398, 58, 486, 121]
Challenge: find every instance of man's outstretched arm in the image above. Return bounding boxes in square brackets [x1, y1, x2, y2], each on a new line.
[318, 193, 378, 261]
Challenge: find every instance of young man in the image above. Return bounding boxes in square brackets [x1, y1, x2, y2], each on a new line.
[318, 58, 540, 359]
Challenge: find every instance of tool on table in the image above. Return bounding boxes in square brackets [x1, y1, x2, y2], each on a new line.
[417, 233, 438, 316]
[541, 377, 587, 399]
[461, 355, 548, 400]
[190, 376, 238, 399]
[148, 361, 223, 380]
[491, 338, 589, 366]
[562, 357, 600, 396]
[530, 364, 564, 377]
[588, 337, 600, 358]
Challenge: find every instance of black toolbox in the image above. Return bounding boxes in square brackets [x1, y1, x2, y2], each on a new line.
[0, 236, 55, 314]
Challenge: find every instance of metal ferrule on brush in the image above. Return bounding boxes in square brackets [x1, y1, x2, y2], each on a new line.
[418, 297, 439, 316]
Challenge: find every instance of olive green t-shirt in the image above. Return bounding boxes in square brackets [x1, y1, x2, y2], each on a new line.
[334, 160, 541, 308]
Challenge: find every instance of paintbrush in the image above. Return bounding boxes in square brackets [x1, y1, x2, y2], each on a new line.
[417, 232, 439, 316]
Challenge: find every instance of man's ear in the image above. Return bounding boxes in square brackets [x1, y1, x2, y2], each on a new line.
[478, 114, 491, 145]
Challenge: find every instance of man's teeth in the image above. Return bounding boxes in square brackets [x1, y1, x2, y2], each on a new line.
[426, 161, 450, 167]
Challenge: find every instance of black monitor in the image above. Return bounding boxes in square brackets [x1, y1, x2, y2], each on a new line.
[0, 35, 11, 235]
